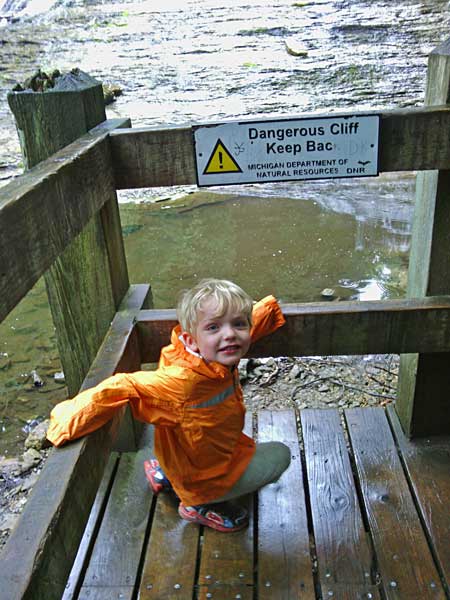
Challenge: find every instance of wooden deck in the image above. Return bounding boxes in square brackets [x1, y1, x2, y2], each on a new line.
[59, 406, 449, 600]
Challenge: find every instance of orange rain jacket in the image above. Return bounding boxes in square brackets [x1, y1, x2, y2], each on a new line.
[47, 296, 285, 505]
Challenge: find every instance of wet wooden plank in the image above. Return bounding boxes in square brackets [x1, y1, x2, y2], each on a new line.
[301, 409, 379, 598]
[318, 583, 381, 599]
[62, 453, 119, 600]
[378, 106, 450, 172]
[197, 583, 253, 600]
[197, 495, 254, 600]
[196, 413, 255, 598]
[64, 425, 153, 598]
[387, 405, 450, 589]
[113, 288, 151, 451]
[138, 493, 200, 599]
[78, 447, 153, 599]
[110, 106, 450, 189]
[258, 410, 315, 599]
[345, 407, 446, 599]
[137, 296, 450, 362]
[0, 118, 128, 324]
[78, 589, 132, 600]
[0, 286, 146, 600]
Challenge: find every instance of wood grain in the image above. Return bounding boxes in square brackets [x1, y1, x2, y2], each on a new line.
[396, 40, 450, 436]
[387, 405, 450, 589]
[258, 410, 315, 599]
[136, 296, 450, 362]
[345, 407, 445, 599]
[109, 107, 450, 189]
[0, 118, 128, 325]
[8, 81, 130, 393]
[62, 453, 119, 600]
[199, 497, 254, 597]
[301, 409, 378, 598]
[139, 494, 200, 599]
[0, 285, 147, 600]
[78, 450, 153, 598]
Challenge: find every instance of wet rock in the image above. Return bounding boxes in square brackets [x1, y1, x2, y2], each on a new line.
[0, 511, 20, 533]
[0, 353, 11, 370]
[54, 371, 65, 384]
[20, 471, 40, 492]
[0, 456, 22, 478]
[0, 449, 42, 478]
[321, 288, 335, 299]
[287, 364, 302, 380]
[238, 358, 249, 377]
[284, 41, 308, 57]
[259, 357, 276, 367]
[30, 369, 44, 387]
[24, 419, 50, 451]
[13, 68, 61, 92]
[20, 448, 42, 474]
[103, 83, 123, 105]
[243, 355, 398, 415]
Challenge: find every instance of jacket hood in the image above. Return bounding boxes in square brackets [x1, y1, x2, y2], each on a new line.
[160, 324, 231, 380]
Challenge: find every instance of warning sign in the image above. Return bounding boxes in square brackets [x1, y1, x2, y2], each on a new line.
[193, 114, 380, 187]
[203, 139, 242, 174]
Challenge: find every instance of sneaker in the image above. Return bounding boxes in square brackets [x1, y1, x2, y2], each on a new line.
[144, 458, 173, 494]
[178, 501, 248, 533]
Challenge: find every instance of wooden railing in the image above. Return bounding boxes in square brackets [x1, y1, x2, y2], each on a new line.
[2, 106, 450, 437]
[109, 105, 450, 188]
[1, 37, 450, 600]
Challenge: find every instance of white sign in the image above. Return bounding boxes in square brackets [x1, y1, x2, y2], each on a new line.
[193, 114, 380, 186]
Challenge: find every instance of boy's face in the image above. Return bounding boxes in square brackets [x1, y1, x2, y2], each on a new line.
[182, 298, 251, 367]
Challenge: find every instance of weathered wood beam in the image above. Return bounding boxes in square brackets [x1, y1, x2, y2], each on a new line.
[397, 37, 450, 437]
[8, 74, 131, 395]
[136, 296, 450, 362]
[0, 118, 128, 324]
[0, 284, 148, 600]
[109, 106, 450, 189]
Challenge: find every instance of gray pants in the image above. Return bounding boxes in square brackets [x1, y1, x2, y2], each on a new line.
[212, 441, 291, 503]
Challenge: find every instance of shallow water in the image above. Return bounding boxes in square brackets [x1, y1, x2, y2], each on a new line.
[121, 191, 409, 306]
[0, 0, 449, 454]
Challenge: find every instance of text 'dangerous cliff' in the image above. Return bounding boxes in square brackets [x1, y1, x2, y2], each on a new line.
[193, 114, 380, 186]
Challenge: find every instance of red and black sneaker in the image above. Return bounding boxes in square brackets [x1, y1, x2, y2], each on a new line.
[144, 458, 174, 494]
[178, 501, 248, 533]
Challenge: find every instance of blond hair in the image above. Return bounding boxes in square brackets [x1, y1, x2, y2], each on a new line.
[177, 278, 253, 334]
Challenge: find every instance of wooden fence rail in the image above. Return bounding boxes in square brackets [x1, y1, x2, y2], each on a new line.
[1, 41, 450, 598]
[0, 284, 149, 600]
[110, 105, 450, 189]
[136, 296, 450, 362]
[0, 118, 128, 324]
[3, 105, 450, 326]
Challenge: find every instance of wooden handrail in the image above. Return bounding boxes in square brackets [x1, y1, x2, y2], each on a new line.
[136, 296, 450, 361]
[0, 118, 128, 324]
[3, 106, 450, 325]
[0, 285, 149, 600]
[109, 105, 450, 189]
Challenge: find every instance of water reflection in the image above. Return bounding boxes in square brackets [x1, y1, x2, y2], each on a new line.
[120, 191, 409, 307]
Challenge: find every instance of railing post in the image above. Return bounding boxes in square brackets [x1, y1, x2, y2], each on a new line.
[7, 69, 130, 396]
[396, 38, 450, 436]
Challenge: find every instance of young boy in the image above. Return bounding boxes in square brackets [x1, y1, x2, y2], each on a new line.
[47, 279, 290, 532]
